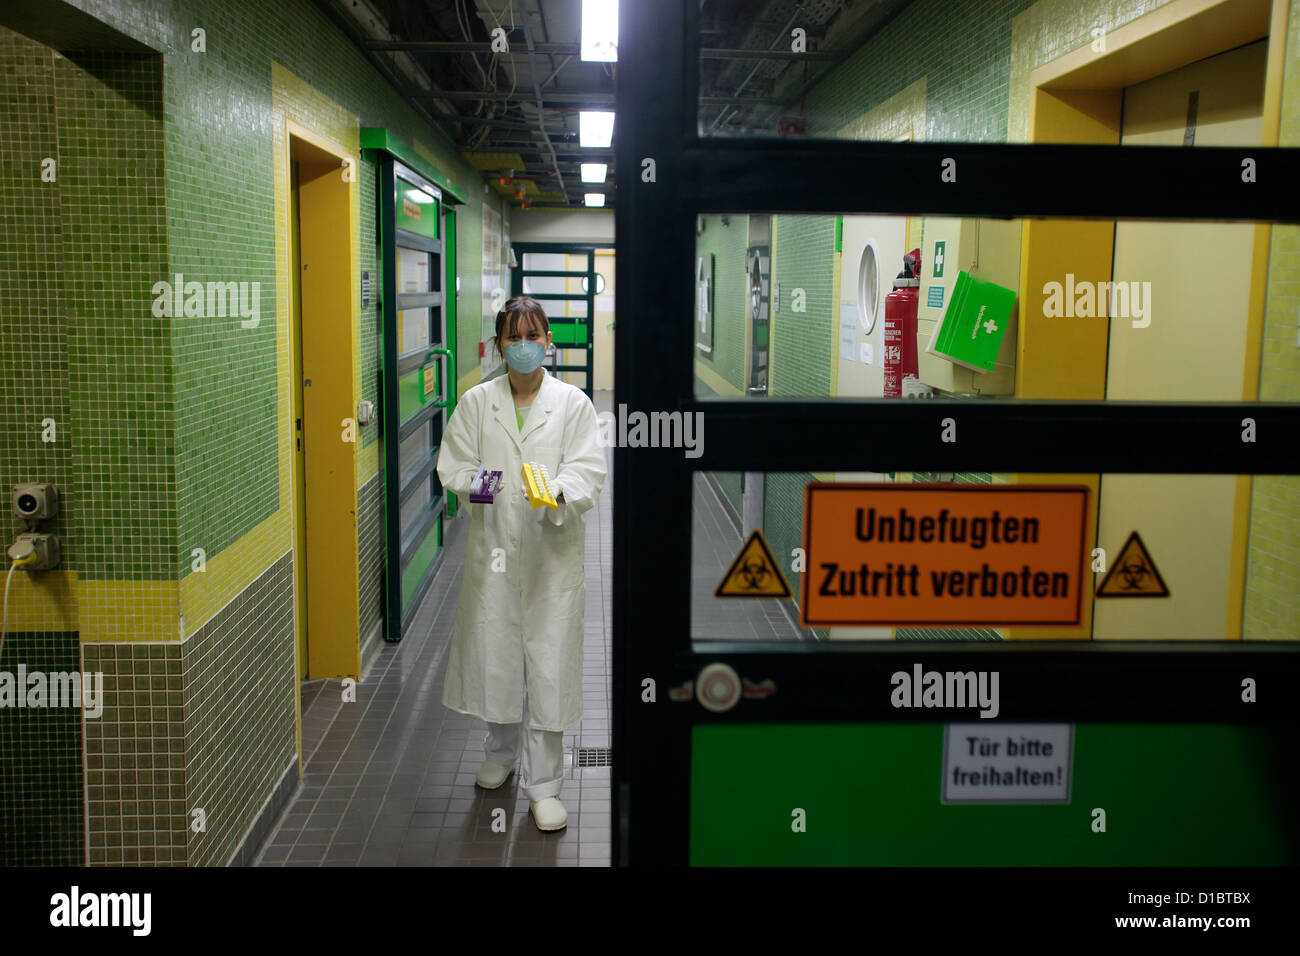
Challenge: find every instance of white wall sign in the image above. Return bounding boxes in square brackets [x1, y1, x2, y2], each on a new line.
[839, 300, 857, 361]
[860, 342, 874, 365]
[941, 724, 1073, 804]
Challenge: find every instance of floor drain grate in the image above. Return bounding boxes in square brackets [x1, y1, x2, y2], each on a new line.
[576, 747, 613, 767]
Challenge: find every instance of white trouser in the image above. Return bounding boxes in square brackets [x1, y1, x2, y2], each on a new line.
[484, 686, 564, 802]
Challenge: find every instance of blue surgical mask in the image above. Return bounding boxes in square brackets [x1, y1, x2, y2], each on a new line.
[504, 339, 545, 374]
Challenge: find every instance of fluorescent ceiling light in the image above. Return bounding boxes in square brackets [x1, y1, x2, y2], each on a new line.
[581, 0, 618, 62]
[584, 193, 606, 207]
[579, 111, 615, 148]
[580, 163, 607, 183]
[404, 188, 436, 204]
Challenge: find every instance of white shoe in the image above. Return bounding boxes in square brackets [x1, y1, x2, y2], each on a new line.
[530, 797, 567, 831]
[476, 760, 513, 789]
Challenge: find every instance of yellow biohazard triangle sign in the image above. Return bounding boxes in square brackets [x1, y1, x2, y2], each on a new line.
[715, 529, 792, 599]
[1096, 530, 1170, 597]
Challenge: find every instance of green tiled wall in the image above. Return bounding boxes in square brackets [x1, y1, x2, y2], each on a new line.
[0, 30, 171, 580]
[59, 49, 172, 580]
[0, 631, 84, 866]
[802, 0, 1035, 141]
[164, 6, 279, 569]
[357, 474, 384, 648]
[182, 552, 294, 867]
[45, 0, 499, 562]
[82, 640, 185, 865]
[0, 30, 71, 564]
[81, 551, 293, 866]
[770, 215, 835, 398]
[3, 0, 511, 865]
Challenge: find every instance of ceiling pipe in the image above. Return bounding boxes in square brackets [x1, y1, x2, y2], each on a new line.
[540, 54, 573, 90]
[316, 0, 462, 148]
[518, 0, 569, 204]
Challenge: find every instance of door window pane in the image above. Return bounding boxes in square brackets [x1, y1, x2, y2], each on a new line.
[398, 245, 431, 293]
[691, 212, 1294, 405]
[688, 471, 1299, 644]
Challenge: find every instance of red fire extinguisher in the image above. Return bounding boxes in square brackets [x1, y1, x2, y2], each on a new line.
[883, 248, 921, 398]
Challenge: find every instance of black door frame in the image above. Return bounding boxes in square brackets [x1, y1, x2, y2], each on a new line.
[613, 0, 1300, 865]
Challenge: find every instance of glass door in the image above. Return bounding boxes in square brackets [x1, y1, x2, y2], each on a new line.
[511, 242, 600, 400]
[378, 158, 452, 641]
[613, 0, 1300, 866]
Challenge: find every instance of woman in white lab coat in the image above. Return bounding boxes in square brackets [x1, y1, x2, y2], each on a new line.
[436, 296, 607, 832]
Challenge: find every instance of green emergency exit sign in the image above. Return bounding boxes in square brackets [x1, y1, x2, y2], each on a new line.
[933, 240, 946, 277]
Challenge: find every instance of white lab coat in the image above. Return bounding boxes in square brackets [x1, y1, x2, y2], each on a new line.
[436, 369, 607, 731]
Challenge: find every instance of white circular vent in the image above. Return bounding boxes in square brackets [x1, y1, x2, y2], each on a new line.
[857, 240, 881, 334]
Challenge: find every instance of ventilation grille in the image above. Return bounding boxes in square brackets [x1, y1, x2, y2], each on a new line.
[576, 747, 613, 768]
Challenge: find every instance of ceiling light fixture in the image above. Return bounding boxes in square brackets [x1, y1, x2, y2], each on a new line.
[579, 111, 615, 148]
[581, 0, 618, 62]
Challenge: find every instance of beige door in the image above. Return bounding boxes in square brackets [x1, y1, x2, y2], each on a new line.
[593, 250, 615, 390]
[836, 214, 909, 399]
[1093, 40, 1266, 640]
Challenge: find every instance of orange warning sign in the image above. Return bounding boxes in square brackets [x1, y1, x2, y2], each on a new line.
[1095, 531, 1169, 597]
[801, 484, 1088, 626]
[716, 529, 793, 598]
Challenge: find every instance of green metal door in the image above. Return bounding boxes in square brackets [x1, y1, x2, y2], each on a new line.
[510, 242, 601, 400]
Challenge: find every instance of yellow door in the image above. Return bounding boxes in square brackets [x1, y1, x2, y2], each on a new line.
[1094, 40, 1266, 640]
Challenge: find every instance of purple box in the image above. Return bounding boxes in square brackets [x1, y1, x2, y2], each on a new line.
[469, 469, 503, 504]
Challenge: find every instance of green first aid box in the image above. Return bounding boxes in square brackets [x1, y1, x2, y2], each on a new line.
[924, 270, 1017, 372]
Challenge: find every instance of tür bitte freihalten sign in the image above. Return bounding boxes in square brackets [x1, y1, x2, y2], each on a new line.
[942, 724, 1074, 804]
[801, 484, 1088, 626]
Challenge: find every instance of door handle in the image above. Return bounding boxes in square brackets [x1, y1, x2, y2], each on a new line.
[424, 347, 454, 408]
[696, 662, 741, 712]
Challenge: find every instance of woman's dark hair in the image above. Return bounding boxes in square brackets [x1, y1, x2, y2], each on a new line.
[493, 296, 550, 358]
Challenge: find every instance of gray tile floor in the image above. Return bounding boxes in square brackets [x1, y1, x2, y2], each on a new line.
[253, 389, 805, 868]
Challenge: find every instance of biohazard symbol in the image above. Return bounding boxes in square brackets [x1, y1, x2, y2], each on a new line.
[1095, 530, 1169, 597]
[715, 529, 792, 599]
